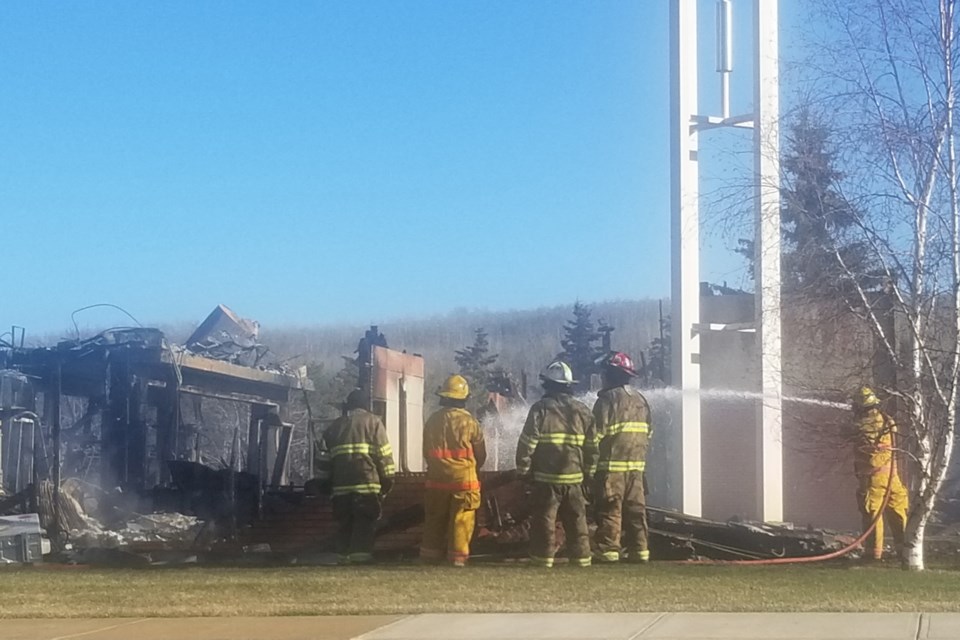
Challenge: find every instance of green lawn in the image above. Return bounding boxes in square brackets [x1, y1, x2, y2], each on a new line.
[2, 562, 960, 617]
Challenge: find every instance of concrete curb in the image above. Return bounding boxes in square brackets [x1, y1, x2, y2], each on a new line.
[6, 612, 960, 640]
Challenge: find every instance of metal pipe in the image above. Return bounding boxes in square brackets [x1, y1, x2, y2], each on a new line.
[716, 0, 733, 72]
[716, 0, 733, 118]
[720, 74, 730, 120]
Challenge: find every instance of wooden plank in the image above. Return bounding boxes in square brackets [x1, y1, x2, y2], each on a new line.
[164, 351, 311, 390]
[246, 412, 259, 476]
[270, 425, 293, 487]
[179, 385, 279, 407]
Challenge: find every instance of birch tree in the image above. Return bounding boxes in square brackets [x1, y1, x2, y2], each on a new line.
[808, 0, 960, 570]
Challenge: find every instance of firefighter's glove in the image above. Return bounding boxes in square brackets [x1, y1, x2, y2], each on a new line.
[379, 477, 395, 498]
[581, 482, 593, 506]
[520, 472, 536, 495]
[642, 473, 650, 497]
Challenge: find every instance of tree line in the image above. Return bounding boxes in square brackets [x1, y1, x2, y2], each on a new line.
[264, 299, 664, 419]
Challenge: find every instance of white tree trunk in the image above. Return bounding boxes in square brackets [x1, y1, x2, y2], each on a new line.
[904, 425, 956, 570]
[903, 520, 927, 570]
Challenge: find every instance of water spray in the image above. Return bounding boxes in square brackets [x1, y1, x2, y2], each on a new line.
[482, 388, 848, 472]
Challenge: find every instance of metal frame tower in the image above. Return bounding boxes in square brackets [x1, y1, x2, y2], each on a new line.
[670, 0, 783, 521]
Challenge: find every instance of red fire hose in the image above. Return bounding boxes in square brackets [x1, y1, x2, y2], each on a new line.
[677, 461, 897, 566]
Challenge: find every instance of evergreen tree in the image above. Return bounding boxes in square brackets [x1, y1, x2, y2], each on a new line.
[306, 356, 360, 421]
[647, 312, 671, 386]
[333, 355, 360, 398]
[738, 107, 879, 297]
[559, 302, 604, 391]
[454, 328, 499, 412]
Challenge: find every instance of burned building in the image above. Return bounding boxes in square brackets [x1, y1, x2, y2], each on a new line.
[0, 307, 312, 543]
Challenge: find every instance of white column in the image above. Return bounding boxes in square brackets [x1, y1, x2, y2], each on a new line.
[754, 0, 783, 522]
[670, 0, 702, 517]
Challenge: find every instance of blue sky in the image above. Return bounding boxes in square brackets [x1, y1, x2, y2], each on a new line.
[1, 1, 802, 335]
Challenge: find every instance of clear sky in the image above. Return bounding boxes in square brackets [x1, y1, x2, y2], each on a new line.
[1, 1, 802, 335]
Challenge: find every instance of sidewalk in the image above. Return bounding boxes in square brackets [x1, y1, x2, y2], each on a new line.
[3, 612, 954, 640]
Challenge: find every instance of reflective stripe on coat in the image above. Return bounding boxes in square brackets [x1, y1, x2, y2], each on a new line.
[516, 391, 597, 484]
[593, 385, 651, 474]
[315, 408, 395, 495]
[423, 406, 486, 491]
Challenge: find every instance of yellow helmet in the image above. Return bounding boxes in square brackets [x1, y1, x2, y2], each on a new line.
[438, 374, 470, 400]
[853, 386, 880, 409]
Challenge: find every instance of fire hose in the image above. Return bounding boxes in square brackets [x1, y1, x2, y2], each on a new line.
[677, 458, 898, 565]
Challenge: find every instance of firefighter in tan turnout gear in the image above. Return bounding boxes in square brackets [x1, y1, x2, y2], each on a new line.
[314, 389, 396, 564]
[593, 351, 652, 563]
[420, 374, 487, 567]
[516, 361, 598, 568]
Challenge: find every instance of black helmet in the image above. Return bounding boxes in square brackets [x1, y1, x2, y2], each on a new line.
[345, 389, 369, 410]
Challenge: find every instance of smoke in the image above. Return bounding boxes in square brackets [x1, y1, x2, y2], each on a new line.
[480, 391, 598, 471]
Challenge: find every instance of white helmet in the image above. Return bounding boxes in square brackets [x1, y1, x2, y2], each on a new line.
[539, 360, 577, 386]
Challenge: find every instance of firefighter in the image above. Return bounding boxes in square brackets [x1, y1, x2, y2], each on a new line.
[853, 386, 909, 562]
[592, 352, 652, 564]
[420, 374, 487, 567]
[516, 361, 598, 568]
[314, 389, 395, 564]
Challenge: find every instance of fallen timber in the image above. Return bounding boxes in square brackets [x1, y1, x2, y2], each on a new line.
[226, 471, 847, 562]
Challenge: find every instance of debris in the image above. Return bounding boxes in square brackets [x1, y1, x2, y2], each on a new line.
[186, 305, 265, 367]
[36, 480, 87, 534]
[55, 478, 210, 553]
[0, 369, 33, 411]
[0, 513, 43, 563]
[71, 327, 165, 350]
[647, 507, 844, 561]
[229, 471, 848, 562]
[68, 512, 206, 550]
[0, 486, 31, 515]
[120, 513, 206, 545]
[166, 460, 258, 527]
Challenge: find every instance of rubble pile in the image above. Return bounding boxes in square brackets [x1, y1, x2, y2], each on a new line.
[69, 513, 206, 550]
[647, 507, 846, 560]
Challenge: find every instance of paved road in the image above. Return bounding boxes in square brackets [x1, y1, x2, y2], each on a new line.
[3, 612, 956, 639]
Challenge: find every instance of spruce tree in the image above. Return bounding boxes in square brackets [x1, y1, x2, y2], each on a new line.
[306, 356, 360, 421]
[559, 302, 603, 391]
[738, 107, 879, 297]
[454, 328, 499, 412]
[647, 313, 671, 386]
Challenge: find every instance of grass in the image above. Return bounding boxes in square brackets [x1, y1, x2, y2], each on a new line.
[3, 562, 960, 618]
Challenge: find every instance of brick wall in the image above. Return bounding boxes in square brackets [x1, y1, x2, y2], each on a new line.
[234, 472, 527, 554]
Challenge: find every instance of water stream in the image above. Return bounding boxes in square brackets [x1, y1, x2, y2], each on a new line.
[482, 386, 848, 471]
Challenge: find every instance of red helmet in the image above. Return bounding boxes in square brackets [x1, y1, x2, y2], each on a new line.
[605, 351, 638, 377]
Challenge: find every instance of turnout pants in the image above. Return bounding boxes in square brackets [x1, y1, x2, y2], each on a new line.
[529, 482, 591, 567]
[331, 493, 382, 564]
[858, 472, 908, 560]
[594, 471, 648, 562]
[420, 489, 480, 565]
